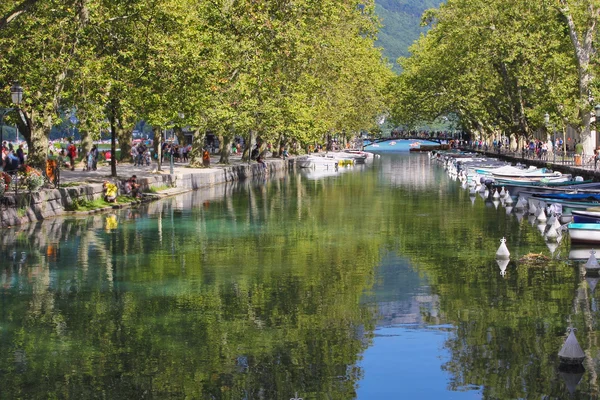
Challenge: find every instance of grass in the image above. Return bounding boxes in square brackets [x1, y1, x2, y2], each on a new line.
[59, 182, 83, 188]
[146, 184, 171, 193]
[65, 195, 135, 212]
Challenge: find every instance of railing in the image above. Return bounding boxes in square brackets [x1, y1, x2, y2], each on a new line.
[464, 144, 599, 171]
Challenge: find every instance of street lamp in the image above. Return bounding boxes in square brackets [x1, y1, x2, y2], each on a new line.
[1, 81, 23, 150]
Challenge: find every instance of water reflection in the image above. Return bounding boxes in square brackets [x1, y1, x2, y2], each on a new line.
[0, 154, 598, 398]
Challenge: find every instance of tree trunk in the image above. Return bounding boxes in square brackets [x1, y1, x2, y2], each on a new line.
[19, 108, 50, 168]
[117, 124, 132, 163]
[560, 1, 598, 154]
[242, 130, 254, 162]
[109, 115, 117, 177]
[80, 130, 93, 161]
[188, 128, 205, 167]
[218, 127, 233, 164]
[154, 127, 162, 171]
[174, 126, 186, 145]
[272, 134, 282, 158]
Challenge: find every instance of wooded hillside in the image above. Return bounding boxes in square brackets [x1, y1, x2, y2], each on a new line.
[375, 0, 444, 72]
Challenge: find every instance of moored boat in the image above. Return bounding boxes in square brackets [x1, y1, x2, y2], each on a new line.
[572, 210, 600, 224]
[568, 223, 600, 244]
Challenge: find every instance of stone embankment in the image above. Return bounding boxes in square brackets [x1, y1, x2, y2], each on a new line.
[0, 159, 289, 228]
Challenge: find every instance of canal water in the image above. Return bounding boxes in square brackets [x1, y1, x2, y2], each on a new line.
[0, 153, 596, 399]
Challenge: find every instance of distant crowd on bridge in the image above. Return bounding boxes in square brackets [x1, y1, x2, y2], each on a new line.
[389, 130, 464, 140]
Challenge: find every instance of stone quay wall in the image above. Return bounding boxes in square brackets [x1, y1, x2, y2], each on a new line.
[0, 160, 289, 228]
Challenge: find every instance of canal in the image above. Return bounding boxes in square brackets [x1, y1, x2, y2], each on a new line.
[0, 153, 596, 399]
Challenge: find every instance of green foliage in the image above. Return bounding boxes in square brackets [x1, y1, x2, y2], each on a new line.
[375, 0, 444, 72]
[387, 0, 597, 148]
[0, 0, 395, 165]
[146, 184, 171, 193]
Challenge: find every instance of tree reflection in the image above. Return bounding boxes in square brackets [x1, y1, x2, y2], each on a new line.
[0, 175, 379, 398]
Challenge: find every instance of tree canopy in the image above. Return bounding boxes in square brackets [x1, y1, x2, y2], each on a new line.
[389, 0, 600, 153]
[0, 0, 393, 167]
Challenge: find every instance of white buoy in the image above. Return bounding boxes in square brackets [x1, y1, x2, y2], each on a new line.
[514, 197, 527, 210]
[529, 201, 537, 216]
[558, 328, 585, 365]
[505, 192, 513, 204]
[585, 250, 600, 275]
[559, 363, 585, 396]
[496, 237, 510, 259]
[499, 187, 506, 197]
[586, 276, 599, 293]
[537, 208, 547, 222]
[546, 241, 558, 255]
[515, 212, 525, 223]
[496, 258, 509, 276]
[529, 214, 537, 227]
[553, 218, 562, 230]
[493, 200, 500, 209]
[537, 223, 547, 235]
[546, 224, 559, 240]
[493, 189, 500, 199]
[547, 214, 556, 226]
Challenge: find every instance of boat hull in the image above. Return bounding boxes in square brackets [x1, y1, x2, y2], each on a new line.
[568, 223, 600, 244]
[572, 210, 600, 224]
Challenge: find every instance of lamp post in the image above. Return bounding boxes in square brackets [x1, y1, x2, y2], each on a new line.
[0, 82, 23, 151]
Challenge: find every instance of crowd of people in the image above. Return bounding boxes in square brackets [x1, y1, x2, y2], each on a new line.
[1, 141, 25, 172]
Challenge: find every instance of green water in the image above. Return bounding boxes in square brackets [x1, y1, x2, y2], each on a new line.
[0, 154, 596, 399]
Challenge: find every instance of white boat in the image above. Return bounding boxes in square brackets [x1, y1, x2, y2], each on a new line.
[568, 223, 600, 244]
[343, 150, 377, 163]
[296, 155, 343, 169]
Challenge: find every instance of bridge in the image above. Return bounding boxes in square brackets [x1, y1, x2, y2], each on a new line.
[371, 136, 453, 144]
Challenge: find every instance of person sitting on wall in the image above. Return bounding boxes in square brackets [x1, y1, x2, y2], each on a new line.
[123, 175, 141, 198]
[103, 181, 117, 203]
[256, 155, 267, 171]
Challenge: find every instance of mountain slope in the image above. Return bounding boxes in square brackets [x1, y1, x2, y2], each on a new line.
[375, 0, 444, 73]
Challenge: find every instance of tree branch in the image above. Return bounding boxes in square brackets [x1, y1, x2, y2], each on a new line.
[0, 0, 40, 31]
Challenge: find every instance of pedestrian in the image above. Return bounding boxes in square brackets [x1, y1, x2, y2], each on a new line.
[16, 144, 24, 165]
[86, 149, 94, 171]
[202, 148, 210, 167]
[67, 139, 76, 170]
[90, 145, 99, 170]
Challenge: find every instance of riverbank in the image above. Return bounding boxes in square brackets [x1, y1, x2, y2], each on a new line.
[0, 156, 289, 228]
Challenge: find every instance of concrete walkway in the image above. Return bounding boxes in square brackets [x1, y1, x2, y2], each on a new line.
[1, 155, 287, 228]
[58, 154, 255, 185]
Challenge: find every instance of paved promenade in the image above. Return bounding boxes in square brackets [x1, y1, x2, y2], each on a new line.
[58, 154, 252, 185]
[1, 155, 285, 228]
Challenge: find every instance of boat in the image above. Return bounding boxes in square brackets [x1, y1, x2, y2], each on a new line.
[489, 179, 598, 197]
[572, 210, 600, 224]
[533, 193, 600, 202]
[296, 155, 339, 169]
[295, 153, 355, 169]
[568, 223, 600, 244]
